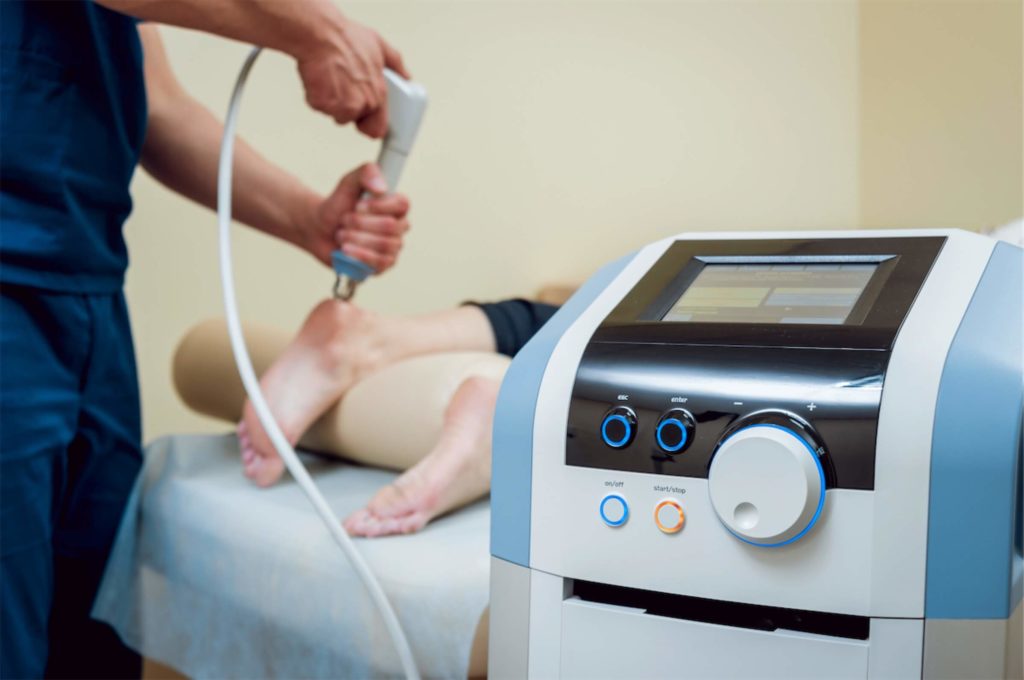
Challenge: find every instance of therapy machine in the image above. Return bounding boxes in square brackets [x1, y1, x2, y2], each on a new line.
[489, 229, 1022, 679]
[217, 50, 427, 679]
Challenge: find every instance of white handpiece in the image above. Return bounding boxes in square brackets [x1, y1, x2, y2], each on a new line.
[331, 69, 429, 299]
[375, 68, 428, 192]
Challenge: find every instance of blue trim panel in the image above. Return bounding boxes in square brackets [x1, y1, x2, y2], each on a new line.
[926, 242, 1023, 619]
[490, 254, 635, 566]
[714, 424, 826, 548]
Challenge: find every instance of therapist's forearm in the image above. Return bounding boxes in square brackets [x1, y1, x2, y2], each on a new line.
[141, 96, 320, 255]
[105, 0, 408, 136]
[139, 25, 319, 251]
[95, 0, 343, 61]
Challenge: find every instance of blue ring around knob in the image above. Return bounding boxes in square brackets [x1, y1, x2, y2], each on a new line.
[656, 418, 689, 452]
[715, 423, 826, 549]
[599, 494, 629, 527]
[601, 414, 632, 448]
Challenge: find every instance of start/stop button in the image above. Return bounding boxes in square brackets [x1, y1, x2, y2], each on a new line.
[654, 498, 685, 534]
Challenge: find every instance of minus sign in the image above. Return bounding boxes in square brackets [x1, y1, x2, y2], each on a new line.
[733, 401, 744, 405]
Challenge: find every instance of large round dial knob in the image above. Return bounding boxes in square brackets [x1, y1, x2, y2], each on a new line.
[708, 424, 825, 547]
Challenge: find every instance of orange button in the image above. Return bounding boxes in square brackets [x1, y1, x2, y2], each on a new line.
[655, 499, 685, 534]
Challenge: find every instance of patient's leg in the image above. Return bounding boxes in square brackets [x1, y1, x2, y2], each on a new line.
[343, 375, 499, 537]
[241, 301, 496, 486]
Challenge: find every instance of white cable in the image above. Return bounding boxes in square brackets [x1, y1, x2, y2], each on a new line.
[217, 46, 420, 680]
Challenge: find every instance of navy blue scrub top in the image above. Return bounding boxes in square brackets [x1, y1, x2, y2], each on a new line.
[1, 1, 147, 293]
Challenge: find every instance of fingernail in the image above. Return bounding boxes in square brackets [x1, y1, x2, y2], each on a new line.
[370, 176, 387, 193]
[356, 200, 370, 213]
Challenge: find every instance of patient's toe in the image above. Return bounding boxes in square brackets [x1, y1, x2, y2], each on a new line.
[396, 512, 429, 535]
[366, 481, 425, 519]
[245, 452, 285, 488]
[343, 508, 379, 537]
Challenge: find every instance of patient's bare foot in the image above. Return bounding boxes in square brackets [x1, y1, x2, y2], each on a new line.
[239, 299, 401, 487]
[343, 376, 499, 537]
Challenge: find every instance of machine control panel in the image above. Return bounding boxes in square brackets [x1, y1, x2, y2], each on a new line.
[567, 237, 945, 493]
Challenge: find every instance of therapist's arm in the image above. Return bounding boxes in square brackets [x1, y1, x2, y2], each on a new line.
[96, 0, 407, 138]
[139, 26, 409, 272]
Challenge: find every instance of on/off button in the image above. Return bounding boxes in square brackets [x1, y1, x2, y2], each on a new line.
[599, 494, 629, 527]
[655, 499, 685, 534]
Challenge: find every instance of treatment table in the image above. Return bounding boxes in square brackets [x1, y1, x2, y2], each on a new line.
[94, 433, 490, 679]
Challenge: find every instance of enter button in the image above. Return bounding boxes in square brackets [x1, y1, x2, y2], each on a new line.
[655, 499, 685, 534]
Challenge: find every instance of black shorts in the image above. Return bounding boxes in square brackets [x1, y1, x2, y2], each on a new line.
[470, 298, 560, 358]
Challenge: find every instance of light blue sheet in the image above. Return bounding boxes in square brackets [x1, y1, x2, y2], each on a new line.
[94, 434, 490, 679]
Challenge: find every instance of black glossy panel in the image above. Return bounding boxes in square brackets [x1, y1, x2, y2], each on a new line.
[566, 343, 886, 489]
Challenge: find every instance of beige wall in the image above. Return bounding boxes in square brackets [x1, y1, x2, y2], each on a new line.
[123, 0, 1020, 443]
[859, 0, 1022, 229]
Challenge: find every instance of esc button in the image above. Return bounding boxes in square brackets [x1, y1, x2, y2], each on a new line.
[601, 407, 637, 449]
[599, 494, 629, 527]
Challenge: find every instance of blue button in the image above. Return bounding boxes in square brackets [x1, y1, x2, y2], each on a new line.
[600, 494, 629, 527]
[656, 418, 689, 452]
[601, 414, 633, 448]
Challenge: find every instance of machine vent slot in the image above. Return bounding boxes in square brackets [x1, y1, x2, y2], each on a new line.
[572, 580, 869, 641]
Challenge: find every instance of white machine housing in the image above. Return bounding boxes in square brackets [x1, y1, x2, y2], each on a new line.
[488, 229, 1023, 680]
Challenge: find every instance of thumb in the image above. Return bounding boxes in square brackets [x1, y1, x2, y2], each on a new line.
[380, 37, 410, 79]
[320, 163, 388, 225]
[321, 166, 365, 225]
[357, 162, 388, 196]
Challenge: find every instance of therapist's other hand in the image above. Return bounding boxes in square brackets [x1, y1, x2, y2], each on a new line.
[301, 163, 410, 273]
[296, 16, 409, 138]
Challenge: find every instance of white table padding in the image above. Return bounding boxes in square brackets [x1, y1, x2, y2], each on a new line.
[94, 434, 490, 679]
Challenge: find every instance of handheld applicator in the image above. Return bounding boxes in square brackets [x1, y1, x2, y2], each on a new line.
[332, 69, 428, 300]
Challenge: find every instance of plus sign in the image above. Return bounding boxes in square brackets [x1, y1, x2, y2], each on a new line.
[807, 403, 817, 411]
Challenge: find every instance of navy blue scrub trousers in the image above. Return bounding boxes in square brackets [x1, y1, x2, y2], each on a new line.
[0, 284, 142, 679]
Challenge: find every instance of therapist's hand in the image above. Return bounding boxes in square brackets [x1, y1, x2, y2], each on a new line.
[299, 163, 410, 273]
[295, 16, 409, 138]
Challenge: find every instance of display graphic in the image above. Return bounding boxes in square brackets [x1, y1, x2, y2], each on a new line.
[662, 263, 878, 325]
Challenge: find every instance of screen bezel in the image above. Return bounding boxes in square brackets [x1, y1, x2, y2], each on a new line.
[595, 237, 945, 350]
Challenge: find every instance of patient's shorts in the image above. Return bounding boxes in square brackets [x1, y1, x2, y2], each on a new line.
[0, 285, 142, 678]
[471, 299, 559, 357]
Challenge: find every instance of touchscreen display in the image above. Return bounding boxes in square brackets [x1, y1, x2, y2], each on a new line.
[662, 263, 877, 325]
